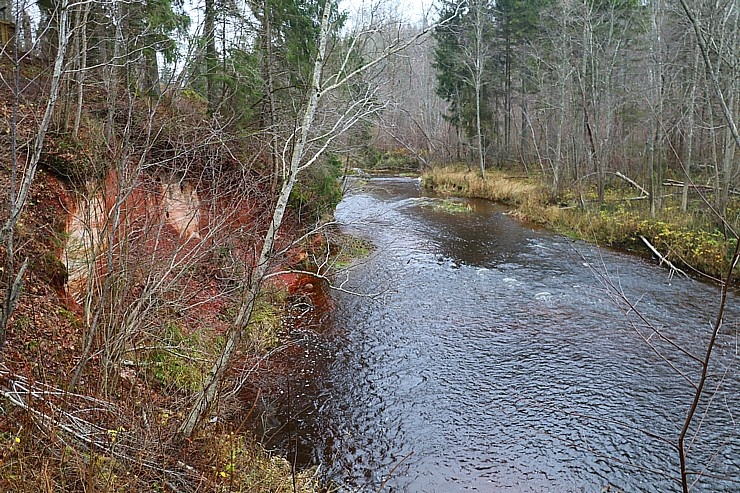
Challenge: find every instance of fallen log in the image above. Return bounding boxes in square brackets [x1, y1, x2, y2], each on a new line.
[614, 171, 649, 197]
[662, 180, 740, 196]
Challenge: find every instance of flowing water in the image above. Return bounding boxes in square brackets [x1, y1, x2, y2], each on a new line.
[303, 176, 740, 493]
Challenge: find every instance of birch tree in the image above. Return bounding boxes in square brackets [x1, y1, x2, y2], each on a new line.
[179, 0, 460, 437]
[1, 0, 72, 345]
[468, 0, 491, 175]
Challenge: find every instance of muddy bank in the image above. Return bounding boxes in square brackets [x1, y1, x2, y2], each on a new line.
[236, 274, 336, 469]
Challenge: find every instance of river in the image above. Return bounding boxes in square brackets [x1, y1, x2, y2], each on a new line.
[274, 176, 740, 492]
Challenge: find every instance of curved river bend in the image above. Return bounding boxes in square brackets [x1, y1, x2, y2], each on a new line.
[309, 177, 739, 492]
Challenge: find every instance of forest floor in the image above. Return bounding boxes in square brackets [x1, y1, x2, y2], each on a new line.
[422, 165, 737, 282]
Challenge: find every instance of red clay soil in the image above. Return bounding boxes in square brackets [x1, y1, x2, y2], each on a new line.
[0, 55, 339, 491]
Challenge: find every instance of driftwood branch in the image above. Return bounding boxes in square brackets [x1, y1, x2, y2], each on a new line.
[264, 269, 382, 298]
[640, 236, 689, 279]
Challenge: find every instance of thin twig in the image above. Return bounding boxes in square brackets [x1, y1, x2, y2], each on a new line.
[376, 451, 414, 493]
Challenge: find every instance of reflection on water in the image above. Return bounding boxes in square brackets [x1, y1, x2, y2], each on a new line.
[315, 177, 740, 492]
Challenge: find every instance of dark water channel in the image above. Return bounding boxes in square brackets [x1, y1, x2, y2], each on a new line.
[274, 177, 740, 492]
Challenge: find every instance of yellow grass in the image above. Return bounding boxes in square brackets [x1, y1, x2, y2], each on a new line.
[421, 165, 735, 280]
[422, 166, 546, 207]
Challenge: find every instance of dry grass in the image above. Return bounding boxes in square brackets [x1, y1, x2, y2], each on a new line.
[0, 428, 320, 493]
[422, 166, 546, 207]
[529, 206, 734, 279]
[422, 165, 736, 280]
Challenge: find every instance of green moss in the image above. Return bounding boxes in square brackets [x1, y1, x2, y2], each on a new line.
[42, 120, 108, 184]
[57, 307, 79, 328]
[330, 233, 375, 269]
[145, 321, 211, 392]
[247, 297, 283, 352]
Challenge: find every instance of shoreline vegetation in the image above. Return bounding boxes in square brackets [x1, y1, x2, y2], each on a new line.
[422, 165, 736, 281]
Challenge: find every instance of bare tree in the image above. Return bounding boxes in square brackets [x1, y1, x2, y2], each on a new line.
[672, 1, 740, 490]
[454, 0, 492, 176]
[179, 0, 460, 437]
[1, 0, 72, 345]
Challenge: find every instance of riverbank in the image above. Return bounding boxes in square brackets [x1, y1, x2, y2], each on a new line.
[0, 203, 352, 492]
[0, 56, 349, 492]
[422, 166, 736, 281]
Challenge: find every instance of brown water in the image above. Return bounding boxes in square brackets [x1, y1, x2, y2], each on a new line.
[269, 177, 740, 492]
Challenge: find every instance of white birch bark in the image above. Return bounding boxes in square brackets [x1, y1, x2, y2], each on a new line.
[1, 0, 72, 243]
[178, 3, 333, 438]
[178, 1, 462, 438]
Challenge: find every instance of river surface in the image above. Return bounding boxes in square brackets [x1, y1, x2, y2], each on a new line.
[303, 177, 740, 492]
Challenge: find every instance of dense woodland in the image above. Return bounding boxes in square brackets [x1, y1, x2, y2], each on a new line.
[0, 0, 737, 490]
[389, 0, 738, 218]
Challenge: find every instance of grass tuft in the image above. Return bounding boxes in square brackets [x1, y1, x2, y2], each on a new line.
[423, 166, 546, 207]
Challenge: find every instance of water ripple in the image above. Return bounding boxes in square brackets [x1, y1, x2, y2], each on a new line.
[319, 177, 740, 492]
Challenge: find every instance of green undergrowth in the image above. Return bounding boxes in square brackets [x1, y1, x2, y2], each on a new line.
[217, 286, 288, 354]
[362, 146, 421, 172]
[526, 206, 735, 279]
[143, 321, 215, 392]
[290, 153, 344, 223]
[328, 232, 375, 270]
[423, 165, 737, 280]
[247, 287, 288, 352]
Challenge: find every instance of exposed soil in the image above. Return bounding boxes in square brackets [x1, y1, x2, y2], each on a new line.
[0, 57, 334, 492]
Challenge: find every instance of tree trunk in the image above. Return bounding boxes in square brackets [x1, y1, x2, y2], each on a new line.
[205, 0, 217, 112]
[73, 0, 90, 138]
[105, 3, 122, 142]
[262, 0, 280, 195]
[504, 32, 511, 155]
[475, 82, 484, 176]
[551, 0, 570, 202]
[21, 10, 32, 52]
[681, 46, 699, 213]
[648, 0, 663, 218]
[1, 0, 71, 340]
[179, 2, 333, 439]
